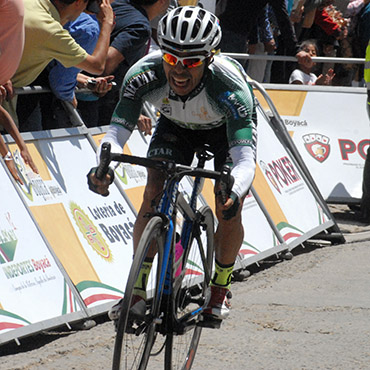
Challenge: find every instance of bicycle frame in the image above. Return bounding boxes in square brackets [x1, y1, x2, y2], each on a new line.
[98, 143, 231, 330]
[151, 157, 210, 331]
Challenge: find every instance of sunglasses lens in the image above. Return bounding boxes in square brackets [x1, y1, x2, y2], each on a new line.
[183, 58, 203, 68]
[163, 53, 205, 68]
[163, 53, 178, 66]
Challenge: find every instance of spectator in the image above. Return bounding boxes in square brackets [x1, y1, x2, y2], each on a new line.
[44, 13, 114, 129]
[356, 0, 370, 55]
[96, 0, 171, 126]
[289, 39, 335, 84]
[246, 5, 277, 82]
[358, 6, 370, 222]
[218, 0, 312, 83]
[0, 0, 38, 181]
[4, 0, 114, 131]
[296, 0, 326, 42]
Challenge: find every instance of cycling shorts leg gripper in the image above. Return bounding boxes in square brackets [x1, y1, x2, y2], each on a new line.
[133, 261, 153, 299]
[210, 260, 234, 289]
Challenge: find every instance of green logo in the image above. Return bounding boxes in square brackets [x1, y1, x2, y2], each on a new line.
[0, 228, 18, 264]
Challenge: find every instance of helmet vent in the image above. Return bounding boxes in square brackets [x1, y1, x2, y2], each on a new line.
[171, 17, 179, 38]
[192, 19, 201, 40]
[202, 21, 212, 41]
[181, 22, 189, 41]
[185, 9, 193, 18]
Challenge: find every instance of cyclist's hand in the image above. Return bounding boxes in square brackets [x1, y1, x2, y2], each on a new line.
[220, 192, 240, 220]
[137, 114, 152, 136]
[87, 166, 114, 197]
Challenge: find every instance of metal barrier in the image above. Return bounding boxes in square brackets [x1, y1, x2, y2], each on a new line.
[223, 53, 366, 65]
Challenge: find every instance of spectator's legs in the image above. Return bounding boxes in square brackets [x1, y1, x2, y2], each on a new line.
[16, 70, 50, 132]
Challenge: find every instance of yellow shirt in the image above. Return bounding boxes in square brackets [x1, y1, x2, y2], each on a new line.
[12, 0, 88, 88]
[365, 40, 370, 89]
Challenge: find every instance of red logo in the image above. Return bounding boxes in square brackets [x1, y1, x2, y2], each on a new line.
[303, 133, 330, 163]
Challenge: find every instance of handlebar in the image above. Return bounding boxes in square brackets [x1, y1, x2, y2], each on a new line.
[96, 142, 234, 201]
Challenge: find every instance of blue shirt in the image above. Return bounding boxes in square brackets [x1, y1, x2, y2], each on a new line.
[109, 0, 151, 87]
[48, 13, 100, 102]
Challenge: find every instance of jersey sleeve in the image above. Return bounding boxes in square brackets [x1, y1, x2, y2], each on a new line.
[208, 56, 258, 198]
[110, 52, 164, 132]
[210, 57, 257, 154]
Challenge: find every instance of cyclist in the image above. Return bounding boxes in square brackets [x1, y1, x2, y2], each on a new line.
[88, 6, 257, 327]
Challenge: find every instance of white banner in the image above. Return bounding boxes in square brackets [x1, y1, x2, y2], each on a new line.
[254, 106, 332, 247]
[12, 135, 137, 310]
[0, 162, 84, 343]
[259, 86, 369, 202]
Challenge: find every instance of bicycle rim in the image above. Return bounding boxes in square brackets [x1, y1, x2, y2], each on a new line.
[112, 216, 166, 370]
[165, 206, 215, 370]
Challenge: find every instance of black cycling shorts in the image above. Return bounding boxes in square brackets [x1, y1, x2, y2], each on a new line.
[147, 115, 230, 171]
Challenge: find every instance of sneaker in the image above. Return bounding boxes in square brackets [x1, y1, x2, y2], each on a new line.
[108, 295, 146, 321]
[201, 286, 231, 321]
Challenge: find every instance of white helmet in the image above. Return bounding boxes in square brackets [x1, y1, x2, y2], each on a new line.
[157, 6, 222, 55]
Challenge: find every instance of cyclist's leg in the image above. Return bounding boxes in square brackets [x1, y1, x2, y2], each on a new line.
[133, 116, 195, 256]
[201, 127, 245, 323]
[130, 117, 195, 298]
[201, 196, 244, 323]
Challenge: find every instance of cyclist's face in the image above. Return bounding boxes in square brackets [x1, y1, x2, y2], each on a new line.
[163, 52, 207, 96]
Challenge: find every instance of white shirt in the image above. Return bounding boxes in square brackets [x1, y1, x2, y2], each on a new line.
[289, 69, 317, 85]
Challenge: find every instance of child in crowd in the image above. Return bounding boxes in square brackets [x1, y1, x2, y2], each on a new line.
[289, 39, 335, 85]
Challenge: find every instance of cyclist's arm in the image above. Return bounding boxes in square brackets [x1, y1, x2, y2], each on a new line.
[225, 91, 257, 199]
[229, 145, 256, 199]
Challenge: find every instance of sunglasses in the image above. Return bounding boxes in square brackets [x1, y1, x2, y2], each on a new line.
[162, 52, 208, 69]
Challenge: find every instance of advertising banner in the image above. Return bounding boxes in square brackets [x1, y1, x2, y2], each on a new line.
[9, 135, 137, 313]
[0, 161, 85, 345]
[256, 86, 369, 202]
[253, 106, 333, 250]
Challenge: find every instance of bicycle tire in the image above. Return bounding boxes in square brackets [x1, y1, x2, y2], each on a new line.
[165, 205, 215, 370]
[112, 216, 166, 370]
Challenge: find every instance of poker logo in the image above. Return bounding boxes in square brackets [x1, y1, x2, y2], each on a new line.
[303, 133, 330, 163]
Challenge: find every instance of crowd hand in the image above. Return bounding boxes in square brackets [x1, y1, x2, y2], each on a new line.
[337, 27, 348, 40]
[96, 0, 114, 28]
[296, 50, 313, 69]
[0, 81, 13, 104]
[264, 39, 276, 54]
[315, 68, 335, 85]
[290, 5, 304, 23]
[137, 114, 152, 136]
[5, 158, 23, 185]
[71, 95, 78, 108]
[87, 76, 115, 97]
[87, 166, 115, 197]
[20, 147, 39, 174]
[0, 85, 6, 105]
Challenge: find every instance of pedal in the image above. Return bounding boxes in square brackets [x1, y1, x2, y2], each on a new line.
[197, 315, 222, 329]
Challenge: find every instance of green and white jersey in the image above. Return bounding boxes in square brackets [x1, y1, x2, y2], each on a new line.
[105, 51, 257, 199]
[111, 51, 257, 152]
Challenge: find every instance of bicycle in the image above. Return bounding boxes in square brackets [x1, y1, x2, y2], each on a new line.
[96, 142, 233, 370]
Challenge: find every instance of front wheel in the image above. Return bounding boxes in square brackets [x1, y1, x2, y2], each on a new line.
[165, 205, 215, 370]
[112, 216, 166, 370]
